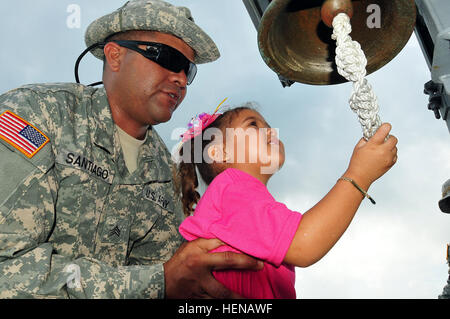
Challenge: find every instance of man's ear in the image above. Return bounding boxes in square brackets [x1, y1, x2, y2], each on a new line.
[103, 42, 123, 72]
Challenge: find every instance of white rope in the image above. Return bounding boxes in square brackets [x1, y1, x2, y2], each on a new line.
[331, 13, 381, 140]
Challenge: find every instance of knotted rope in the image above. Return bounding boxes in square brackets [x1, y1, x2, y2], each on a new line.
[331, 13, 381, 140]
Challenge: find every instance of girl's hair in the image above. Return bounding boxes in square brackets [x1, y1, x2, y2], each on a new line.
[178, 105, 254, 216]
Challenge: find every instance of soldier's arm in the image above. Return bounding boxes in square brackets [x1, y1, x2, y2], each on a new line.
[0, 88, 166, 298]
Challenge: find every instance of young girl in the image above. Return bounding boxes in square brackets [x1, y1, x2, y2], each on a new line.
[177, 105, 397, 299]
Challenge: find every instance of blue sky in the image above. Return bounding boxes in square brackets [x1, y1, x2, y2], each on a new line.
[1, 0, 449, 298]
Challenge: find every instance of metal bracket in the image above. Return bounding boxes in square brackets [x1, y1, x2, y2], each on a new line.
[424, 80, 449, 120]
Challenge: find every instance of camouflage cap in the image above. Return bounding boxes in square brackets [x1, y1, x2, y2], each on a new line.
[85, 0, 220, 64]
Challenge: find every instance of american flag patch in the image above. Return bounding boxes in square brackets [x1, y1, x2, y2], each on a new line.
[0, 111, 49, 158]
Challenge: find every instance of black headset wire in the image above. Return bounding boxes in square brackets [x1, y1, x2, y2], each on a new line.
[74, 42, 106, 87]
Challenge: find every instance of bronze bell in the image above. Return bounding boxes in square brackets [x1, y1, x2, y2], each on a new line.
[257, 0, 417, 85]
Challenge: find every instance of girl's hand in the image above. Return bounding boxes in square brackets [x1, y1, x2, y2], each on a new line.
[345, 123, 398, 187]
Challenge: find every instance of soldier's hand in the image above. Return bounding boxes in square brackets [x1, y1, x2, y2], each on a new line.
[163, 238, 263, 299]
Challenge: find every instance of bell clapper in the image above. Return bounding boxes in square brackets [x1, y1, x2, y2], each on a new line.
[321, 0, 354, 28]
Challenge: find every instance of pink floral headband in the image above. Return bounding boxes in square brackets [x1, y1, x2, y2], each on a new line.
[180, 98, 228, 143]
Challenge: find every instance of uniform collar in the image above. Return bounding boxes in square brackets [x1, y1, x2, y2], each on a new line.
[120, 127, 173, 184]
[91, 87, 116, 156]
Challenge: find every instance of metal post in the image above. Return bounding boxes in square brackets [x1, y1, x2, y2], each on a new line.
[415, 0, 450, 133]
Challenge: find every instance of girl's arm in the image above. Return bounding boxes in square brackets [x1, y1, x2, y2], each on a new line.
[284, 123, 398, 267]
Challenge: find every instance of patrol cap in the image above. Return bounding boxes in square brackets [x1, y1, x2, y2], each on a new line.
[439, 179, 450, 214]
[84, 0, 220, 64]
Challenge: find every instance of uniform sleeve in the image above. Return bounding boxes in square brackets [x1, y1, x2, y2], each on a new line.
[209, 181, 302, 267]
[0, 88, 166, 299]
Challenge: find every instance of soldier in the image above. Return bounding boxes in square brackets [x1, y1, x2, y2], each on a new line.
[438, 244, 449, 299]
[438, 181, 449, 299]
[0, 0, 260, 298]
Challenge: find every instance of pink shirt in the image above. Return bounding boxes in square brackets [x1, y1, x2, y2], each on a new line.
[179, 168, 302, 299]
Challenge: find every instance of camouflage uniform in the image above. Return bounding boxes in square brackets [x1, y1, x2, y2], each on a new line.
[0, 82, 185, 298]
[439, 272, 450, 299]
[439, 244, 450, 299]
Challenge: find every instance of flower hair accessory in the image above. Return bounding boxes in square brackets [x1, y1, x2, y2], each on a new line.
[180, 98, 227, 143]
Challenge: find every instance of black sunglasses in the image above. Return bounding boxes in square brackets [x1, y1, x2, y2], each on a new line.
[112, 40, 197, 85]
